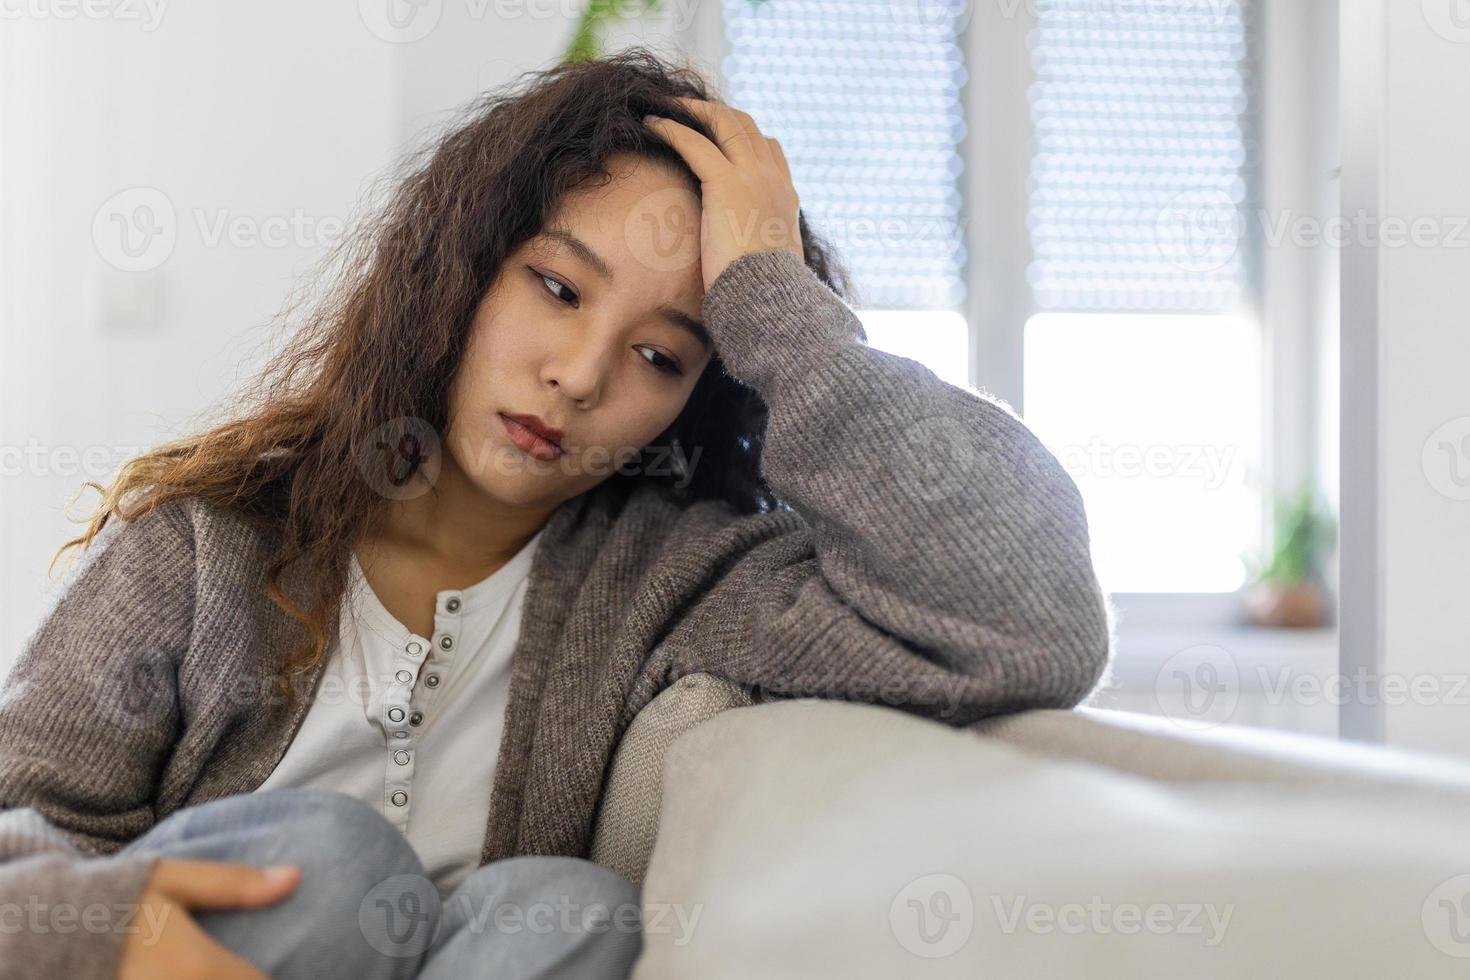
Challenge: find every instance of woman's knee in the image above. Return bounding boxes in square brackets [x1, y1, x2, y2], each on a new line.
[141, 788, 413, 868]
[416, 856, 641, 980]
[449, 855, 642, 938]
[149, 789, 440, 979]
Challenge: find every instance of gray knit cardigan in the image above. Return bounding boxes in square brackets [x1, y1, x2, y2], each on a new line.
[0, 248, 1113, 979]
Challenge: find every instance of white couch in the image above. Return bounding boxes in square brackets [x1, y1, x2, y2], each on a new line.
[590, 673, 1470, 978]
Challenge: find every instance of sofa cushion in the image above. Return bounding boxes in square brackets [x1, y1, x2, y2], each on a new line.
[633, 698, 1470, 979]
[590, 672, 754, 884]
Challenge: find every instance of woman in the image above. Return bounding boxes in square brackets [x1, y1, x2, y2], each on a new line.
[0, 49, 1113, 980]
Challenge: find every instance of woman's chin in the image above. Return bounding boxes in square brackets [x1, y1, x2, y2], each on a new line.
[465, 460, 592, 510]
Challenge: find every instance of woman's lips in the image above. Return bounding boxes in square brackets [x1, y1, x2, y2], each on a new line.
[499, 413, 565, 461]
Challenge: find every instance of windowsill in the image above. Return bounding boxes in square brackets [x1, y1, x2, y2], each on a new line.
[1083, 622, 1340, 739]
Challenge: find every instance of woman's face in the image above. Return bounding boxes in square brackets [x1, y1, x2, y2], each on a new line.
[444, 152, 713, 511]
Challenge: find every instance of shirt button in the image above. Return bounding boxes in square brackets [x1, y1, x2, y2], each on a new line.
[394, 750, 410, 765]
[425, 674, 440, 688]
[439, 635, 454, 651]
[446, 597, 461, 613]
[391, 791, 408, 806]
[410, 710, 424, 726]
[393, 731, 409, 739]
[395, 669, 412, 683]
[388, 707, 405, 722]
[407, 641, 423, 656]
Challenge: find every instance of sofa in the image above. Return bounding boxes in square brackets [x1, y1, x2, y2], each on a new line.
[589, 673, 1470, 978]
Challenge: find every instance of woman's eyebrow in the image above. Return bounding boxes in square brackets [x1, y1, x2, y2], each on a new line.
[537, 228, 712, 353]
[659, 306, 713, 354]
[540, 229, 616, 282]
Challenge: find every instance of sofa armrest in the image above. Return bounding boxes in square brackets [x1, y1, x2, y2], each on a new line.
[633, 698, 1470, 979]
[590, 672, 754, 884]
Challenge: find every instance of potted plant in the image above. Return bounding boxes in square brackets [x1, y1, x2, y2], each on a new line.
[564, 0, 770, 61]
[1239, 485, 1338, 629]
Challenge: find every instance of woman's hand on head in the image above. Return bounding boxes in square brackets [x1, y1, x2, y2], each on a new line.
[642, 97, 805, 292]
[115, 858, 300, 980]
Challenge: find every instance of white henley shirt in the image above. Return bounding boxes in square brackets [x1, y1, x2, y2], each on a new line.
[254, 527, 545, 895]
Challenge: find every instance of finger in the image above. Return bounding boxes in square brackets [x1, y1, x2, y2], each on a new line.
[735, 108, 777, 167]
[669, 97, 772, 168]
[767, 137, 791, 181]
[643, 115, 731, 183]
[152, 859, 301, 910]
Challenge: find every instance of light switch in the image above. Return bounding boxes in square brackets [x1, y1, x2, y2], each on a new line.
[89, 267, 163, 335]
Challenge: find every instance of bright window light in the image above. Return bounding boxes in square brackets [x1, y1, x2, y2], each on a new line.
[857, 310, 971, 390]
[1023, 312, 1262, 594]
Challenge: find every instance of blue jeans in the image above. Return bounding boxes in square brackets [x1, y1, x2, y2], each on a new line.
[115, 787, 643, 979]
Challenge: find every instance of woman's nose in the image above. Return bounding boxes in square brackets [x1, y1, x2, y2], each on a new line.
[544, 332, 612, 406]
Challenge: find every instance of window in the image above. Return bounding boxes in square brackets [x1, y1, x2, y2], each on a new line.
[722, 0, 970, 383]
[1024, 312, 1260, 592]
[714, 0, 1266, 592]
[1021, 0, 1262, 595]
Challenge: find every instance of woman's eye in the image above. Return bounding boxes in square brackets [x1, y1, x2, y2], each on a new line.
[528, 266, 679, 375]
[535, 270, 577, 306]
[638, 346, 683, 376]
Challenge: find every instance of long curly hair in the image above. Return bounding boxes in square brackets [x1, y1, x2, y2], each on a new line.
[51, 47, 852, 702]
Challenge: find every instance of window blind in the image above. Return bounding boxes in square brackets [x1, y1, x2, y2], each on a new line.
[722, 0, 968, 309]
[1025, 0, 1259, 313]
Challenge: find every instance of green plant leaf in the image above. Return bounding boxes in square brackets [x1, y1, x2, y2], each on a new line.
[1255, 483, 1338, 586]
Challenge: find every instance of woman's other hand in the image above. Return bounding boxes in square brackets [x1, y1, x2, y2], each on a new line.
[115, 858, 300, 980]
[642, 96, 805, 292]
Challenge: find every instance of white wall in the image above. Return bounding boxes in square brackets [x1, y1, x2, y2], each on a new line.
[1340, 0, 1470, 756]
[392, 0, 702, 145]
[0, 2, 620, 674]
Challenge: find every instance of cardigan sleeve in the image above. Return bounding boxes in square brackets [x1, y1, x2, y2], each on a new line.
[0, 501, 193, 980]
[660, 248, 1115, 726]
